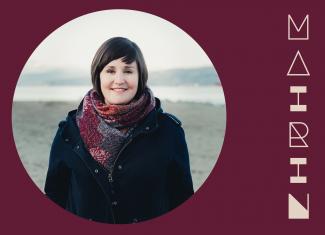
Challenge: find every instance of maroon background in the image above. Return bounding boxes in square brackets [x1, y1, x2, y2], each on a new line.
[1, 0, 324, 234]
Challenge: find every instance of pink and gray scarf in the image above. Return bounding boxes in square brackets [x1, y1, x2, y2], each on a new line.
[76, 87, 156, 169]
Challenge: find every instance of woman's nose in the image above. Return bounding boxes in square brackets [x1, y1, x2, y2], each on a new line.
[114, 72, 125, 83]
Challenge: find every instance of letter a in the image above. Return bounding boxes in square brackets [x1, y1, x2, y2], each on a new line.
[288, 14, 309, 40]
[287, 50, 310, 77]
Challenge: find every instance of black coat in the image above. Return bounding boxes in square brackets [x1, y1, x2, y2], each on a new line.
[44, 98, 194, 224]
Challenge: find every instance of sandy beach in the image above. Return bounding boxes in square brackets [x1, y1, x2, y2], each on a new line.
[12, 101, 226, 192]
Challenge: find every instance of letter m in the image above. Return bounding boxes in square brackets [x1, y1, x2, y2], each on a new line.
[288, 14, 309, 40]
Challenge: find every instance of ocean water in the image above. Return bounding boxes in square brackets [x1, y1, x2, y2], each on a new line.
[13, 85, 225, 105]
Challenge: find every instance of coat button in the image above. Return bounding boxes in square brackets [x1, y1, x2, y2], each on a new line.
[76, 145, 80, 149]
[112, 201, 118, 206]
[145, 126, 150, 131]
[94, 169, 99, 173]
[108, 174, 113, 182]
[117, 165, 123, 170]
[64, 138, 69, 142]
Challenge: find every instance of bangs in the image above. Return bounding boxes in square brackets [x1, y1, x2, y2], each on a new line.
[99, 42, 137, 70]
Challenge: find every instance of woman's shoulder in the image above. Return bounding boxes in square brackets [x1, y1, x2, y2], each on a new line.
[51, 109, 82, 149]
[154, 97, 181, 127]
[157, 112, 184, 138]
[157, 112, 186, 143]
[57, 109, 78, 127]
[55, 109, 79, 140]
[159, 112, 182, 127]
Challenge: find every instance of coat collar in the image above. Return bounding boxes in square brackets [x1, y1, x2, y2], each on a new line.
[60, 97, 163, 145]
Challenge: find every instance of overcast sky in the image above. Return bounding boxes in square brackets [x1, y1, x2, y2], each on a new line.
[23, 9, 214, 74]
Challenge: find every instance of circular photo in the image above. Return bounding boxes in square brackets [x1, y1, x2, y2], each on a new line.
[12, 9, 226, 224]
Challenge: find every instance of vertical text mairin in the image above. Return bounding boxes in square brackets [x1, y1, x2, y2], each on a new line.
[287, 14, 310, 220]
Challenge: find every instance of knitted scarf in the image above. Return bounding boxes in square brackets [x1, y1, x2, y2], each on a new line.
[76, 87, 156, 169]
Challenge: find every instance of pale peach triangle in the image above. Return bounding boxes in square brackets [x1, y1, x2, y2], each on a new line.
[287, 50, 310, 76]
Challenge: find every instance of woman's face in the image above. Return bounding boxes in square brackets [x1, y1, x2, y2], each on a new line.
[99, 57, 139, 105]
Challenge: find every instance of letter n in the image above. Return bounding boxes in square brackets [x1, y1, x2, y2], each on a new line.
[288, 14, 309, 40]
[288, 193, 310, 219]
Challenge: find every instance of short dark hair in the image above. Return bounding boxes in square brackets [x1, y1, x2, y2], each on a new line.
[91, 37, 148, 101]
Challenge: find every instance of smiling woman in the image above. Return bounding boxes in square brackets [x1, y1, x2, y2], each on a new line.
[100, 58, 139, 105]
[92, 37, 148, 105]
[44, 37, 194, 224]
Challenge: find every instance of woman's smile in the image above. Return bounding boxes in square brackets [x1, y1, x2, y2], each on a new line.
[111, 88, 128, 93]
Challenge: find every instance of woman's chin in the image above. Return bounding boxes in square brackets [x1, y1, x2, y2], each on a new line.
[105, 97, 132, 105]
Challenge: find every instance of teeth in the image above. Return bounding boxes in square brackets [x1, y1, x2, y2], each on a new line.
[113, 88, 126, 91]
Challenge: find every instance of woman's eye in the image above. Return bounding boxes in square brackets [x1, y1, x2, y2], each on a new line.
[124, 70, 133, 74]
[106, 70, 115, 74]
